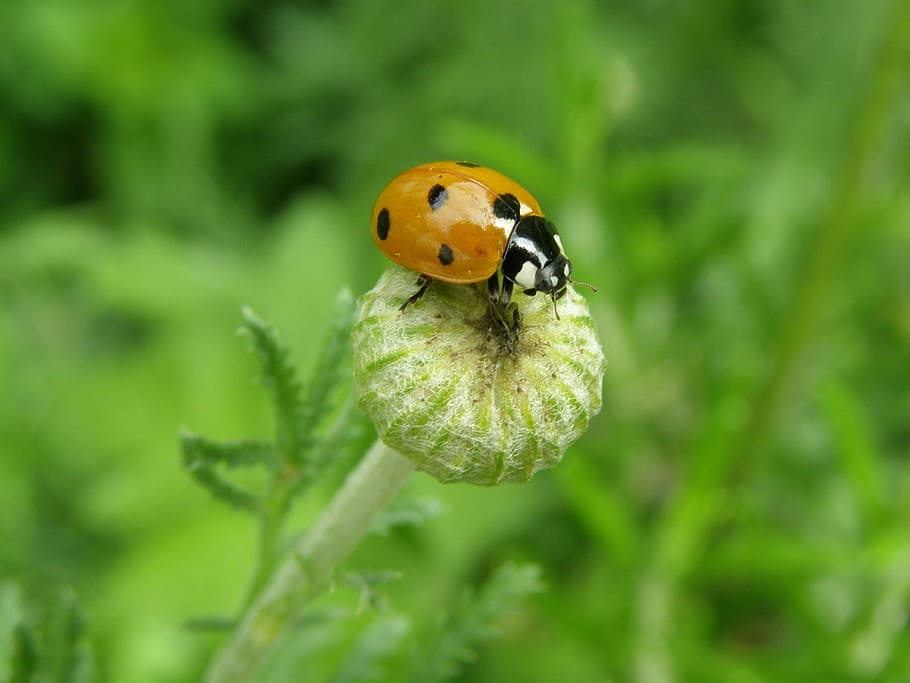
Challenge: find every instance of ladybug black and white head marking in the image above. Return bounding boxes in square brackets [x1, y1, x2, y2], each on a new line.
[501, 215, 571, 304]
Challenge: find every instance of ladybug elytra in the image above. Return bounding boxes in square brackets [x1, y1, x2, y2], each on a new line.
[371, 161, 591, 322]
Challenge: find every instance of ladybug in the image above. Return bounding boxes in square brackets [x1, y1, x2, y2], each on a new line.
[371, 161, 591, 321]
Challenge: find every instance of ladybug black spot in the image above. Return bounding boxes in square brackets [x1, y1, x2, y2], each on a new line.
[377, 208, 390, 240]
[456, 161, 480, 168]
[428, 184, 448, 210]
[493, 193, 520, 220]
[438, 243, 454, 265]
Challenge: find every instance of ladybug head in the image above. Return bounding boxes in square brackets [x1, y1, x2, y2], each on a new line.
[530, 253, 571, 319]
[534, 253, 571, 298]
[504, 216, 570, 294]
[501, 216, 576, 318]
[502, 216, 596, 320]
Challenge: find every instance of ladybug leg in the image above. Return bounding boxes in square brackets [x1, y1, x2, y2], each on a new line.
[487, 273, 500, 307]
[486, 274, 521, 348]
[499, 279, 521, 333]
[499, 278, 515, 308]
[486, 273, 515, 307]
[400, 275, 432, 311]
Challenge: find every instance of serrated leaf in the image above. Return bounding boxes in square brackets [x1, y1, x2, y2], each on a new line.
[370, 496, 441, 536]
[5, 586, 96, 683]
[298, 290, 356, 442]
[180, 431, 275, 469]
[330, 615, 410, 683]
[290, 393, 362, 497]
[411, 562, 543, 683]
[344, 571, 403, 589]
[345, 571, 404, 613]
[184, 462, 260, 513]
[46, 588, 87, 683]
[240, 306, 309, 467]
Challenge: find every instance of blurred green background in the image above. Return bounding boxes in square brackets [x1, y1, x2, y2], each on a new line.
[2, 0, 909, 681]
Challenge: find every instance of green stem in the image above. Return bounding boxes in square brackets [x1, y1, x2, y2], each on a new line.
[203, 440, 415, 683]
[243, 481, 292, 610]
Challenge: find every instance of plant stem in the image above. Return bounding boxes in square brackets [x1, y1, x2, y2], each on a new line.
[243, 480, 292, 609]
[203, 440, 415, 683]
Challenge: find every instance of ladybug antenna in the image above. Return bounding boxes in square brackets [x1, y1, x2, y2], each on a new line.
[551, 292, 561, 321]
[571, 279, 598, 293]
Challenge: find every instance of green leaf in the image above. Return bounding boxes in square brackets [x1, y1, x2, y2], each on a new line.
[370, 496, 441, 536]
[298, 290, 357, 441]
[182, 459, 261, 513]
[3, 586, 96, 683]
[45, 588, 93, 683]
[288, 292, 359, 495]
[240, 306, 309, 468]
[330, 615, 410, 683]
[344, 571, 403, 612]
[180, 433, 261, 512]
[180, 431, 275, 469]
[411, 562, 543, 683]
[817, 379, 887, 523]
[9, 624, 37, 683]
[290, 392, 362, 499]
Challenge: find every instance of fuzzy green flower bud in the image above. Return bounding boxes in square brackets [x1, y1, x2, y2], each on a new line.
[352, 265, 606, 486]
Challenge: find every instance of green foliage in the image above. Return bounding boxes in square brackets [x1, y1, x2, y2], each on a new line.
[328, 614, 410, 683]
[180, 293, 357, 515]
[0, 584, 95, 683]
[370, 497, 442, 537]
[411, 563, 544, 683]
[184, 309, 543, 680]
[180, 434, 267, 513]
[258, 561, 542, 683]
[239, 306, 311, 468]
[2, 0, 910, 681]
[177, 297, 367, 637]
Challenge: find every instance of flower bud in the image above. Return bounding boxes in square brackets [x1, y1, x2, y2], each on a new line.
[352, 266, 605, 486]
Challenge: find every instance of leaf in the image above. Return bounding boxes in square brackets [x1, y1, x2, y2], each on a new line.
[370, 496, 441, 536]
[330, 615, 410, 683]
[411, 562, 543, 683]
[817, 379, 887, 523]
[180, 431, 275, 469]
[9, 624, 37, 683]
[181, 458, 261, 513]
[298, 290, 356, 437]
[3, 585, 96, 683]
[180, 433, 261, 512]
[290, 391, 362, 498]
[284, 291, 358, 496]
[344, 571, 404, 613]
[240, 306, 309, 467]
[239, 295, 356, 478]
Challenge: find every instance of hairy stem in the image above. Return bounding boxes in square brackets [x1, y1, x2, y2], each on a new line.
[204, 440, 415, 683]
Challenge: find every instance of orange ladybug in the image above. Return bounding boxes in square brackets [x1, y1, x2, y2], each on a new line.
[372, 161, 588, 317]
